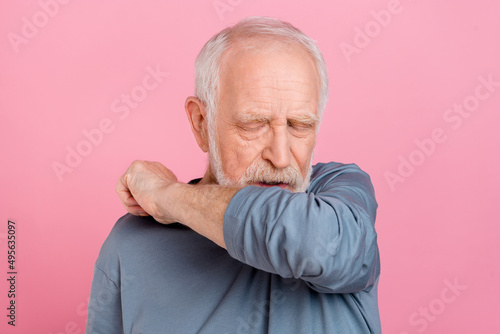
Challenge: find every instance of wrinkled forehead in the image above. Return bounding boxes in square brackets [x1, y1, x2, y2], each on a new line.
[218, 38, 320, 118]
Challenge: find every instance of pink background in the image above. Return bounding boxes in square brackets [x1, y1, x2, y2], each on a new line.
[1, 0, 499, 333]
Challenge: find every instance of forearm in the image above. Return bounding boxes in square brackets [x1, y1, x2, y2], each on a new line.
[136, 161, 380, 293]
[158, 183, 243, 249]
[223, 163, 380, 293]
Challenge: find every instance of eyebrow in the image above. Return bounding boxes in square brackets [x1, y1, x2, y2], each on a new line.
[235, 111, 320, 124]
[235, 112, 270, 123]
[287, 113, 320, 125]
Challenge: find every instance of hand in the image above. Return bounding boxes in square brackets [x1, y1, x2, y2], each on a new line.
[116, 160, 179, 224]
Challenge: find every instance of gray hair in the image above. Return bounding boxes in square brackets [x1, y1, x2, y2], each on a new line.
[194, 16, 329, 127]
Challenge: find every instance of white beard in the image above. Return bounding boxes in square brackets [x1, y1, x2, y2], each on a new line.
[207, 120, 313, 193]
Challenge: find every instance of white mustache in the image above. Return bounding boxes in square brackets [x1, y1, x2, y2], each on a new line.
[240, 160, 303, 188]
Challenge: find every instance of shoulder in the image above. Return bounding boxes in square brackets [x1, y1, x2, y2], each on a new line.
[94, 214, 189, 271]
[101, 213, 192, 249]
[310, 162, 373, 188]
[108, 213, 189, 241]
[94, 213, 229, 284]
[100, 214, 166, 251]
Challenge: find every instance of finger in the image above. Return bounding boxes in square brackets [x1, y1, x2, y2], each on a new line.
[116, 175, 138, 206]
[118, 187, 146, 214]
[122, 193, 140, 207]
[125, 204, 150, 217]
[153, 216, 176, 225]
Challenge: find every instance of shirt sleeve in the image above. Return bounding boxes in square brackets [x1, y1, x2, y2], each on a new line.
[223, 162, 380, 294]
[85, 265, 124, 334]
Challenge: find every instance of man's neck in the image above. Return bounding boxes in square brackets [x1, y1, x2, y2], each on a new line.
[198, 166, 218, 186]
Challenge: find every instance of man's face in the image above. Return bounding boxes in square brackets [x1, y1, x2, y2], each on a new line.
[209, 41, 320, 192]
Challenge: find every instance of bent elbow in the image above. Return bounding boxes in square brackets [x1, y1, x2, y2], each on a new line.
[303, 234, 380, 294]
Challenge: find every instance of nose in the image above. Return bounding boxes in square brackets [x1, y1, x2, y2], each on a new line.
[261, 127, 291, 169]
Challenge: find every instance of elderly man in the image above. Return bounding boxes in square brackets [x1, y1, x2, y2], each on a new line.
[86, 16, 381, 333]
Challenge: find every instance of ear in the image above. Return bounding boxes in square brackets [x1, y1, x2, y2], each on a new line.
[185, 96, 209, 152]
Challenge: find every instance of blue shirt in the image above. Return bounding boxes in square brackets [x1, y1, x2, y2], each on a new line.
[86, 162, 381, 333]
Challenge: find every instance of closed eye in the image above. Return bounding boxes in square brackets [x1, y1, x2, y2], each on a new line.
[288, 120, 314, 131]
[238, 122, 266, 132]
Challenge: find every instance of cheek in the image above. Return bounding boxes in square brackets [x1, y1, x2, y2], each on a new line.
[218, 136, 264, 180]
[291, 137, 316, 175]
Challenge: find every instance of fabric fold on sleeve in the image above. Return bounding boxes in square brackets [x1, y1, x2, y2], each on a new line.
[222, 162, 380, 294]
